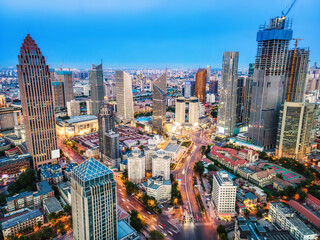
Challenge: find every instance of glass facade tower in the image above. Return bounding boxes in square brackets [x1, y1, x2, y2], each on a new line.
[89, 64, 105, 115]
[152, 73, 167, 130]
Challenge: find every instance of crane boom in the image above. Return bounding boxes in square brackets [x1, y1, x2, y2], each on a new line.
[282, 0, 297, 17]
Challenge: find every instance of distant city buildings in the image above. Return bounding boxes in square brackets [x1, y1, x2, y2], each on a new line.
[89, 64, 105, 115]
[115, 71, 134, 122]
[17, 34, 59, 169]
[71, 159, 118, 240]
[152, 73, 167, 130]
[217, 52, 239, 137]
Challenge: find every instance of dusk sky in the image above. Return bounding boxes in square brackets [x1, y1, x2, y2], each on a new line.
[0, 0, 319, 69]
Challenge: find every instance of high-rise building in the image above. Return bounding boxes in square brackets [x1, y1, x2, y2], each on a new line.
[17, 34, 59, 170]
[0, 107, 22, 131]
[276, 102, 317, 159]
[195, 68, 207, 103]
[188, 97, 199, 125]
[249, 17, 293, 149]
[206, 66, 211, 82]
[71, 158, 118, 240]
[127, 149, 145, 184]
[151, 150, 171, 180]
[67, 100, 80, 117]
[248, 63, 255, 77]
[89, 64, 105, 115]
[236, 77, 244, 123]
[243, 77, 253, 126]
[175, 97, 186, 125]
[152, 73, 167, 130]
[51, 70, 74, 109]
[115, 71, 134, 122]
[144, 144, 158, 171]
[209, 80, 218, 94]
[217, 52, 239, 137]
[86, 100, 93, 115]
[212, 171, 236, 217]
[182, 81, 195, 98]
[283, 48, 310, 103]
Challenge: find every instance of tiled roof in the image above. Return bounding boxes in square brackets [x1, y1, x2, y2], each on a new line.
[307, 193, 320, 207]
[287, 200, 320, 228]
[72, 158, 112, 182]
[211, 146, 248, 166]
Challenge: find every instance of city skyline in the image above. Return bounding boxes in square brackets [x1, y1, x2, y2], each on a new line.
[0, 0, 319, 68]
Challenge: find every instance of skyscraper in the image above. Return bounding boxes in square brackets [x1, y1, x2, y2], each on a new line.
[182, 81, 195, 98]
[276, 102, 316, 159]
[209, 80, 218, 94]
[217, 52, 239, 137]
[71, 158, 118, 240]
[236, 77, 244, 123]
[249, 17, 293, 149]
[52, 70, 74, 109]
[17, 34, 59, 170]
[89, 64, 105, 115]
[206, 66, 211, 82]
[243, 77, 253, 126]
[188, 97, 200, 125]
[283, 48, 310, 103]
[195, 68, 207, 103]
[115, 71, 134, 122]
[152, 73, 167, 130]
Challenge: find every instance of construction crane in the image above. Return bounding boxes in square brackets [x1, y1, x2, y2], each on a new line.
[281, 0, 297, 18]
[286, 38, 303, 102]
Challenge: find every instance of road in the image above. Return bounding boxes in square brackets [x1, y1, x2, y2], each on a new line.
[172, 129, 218, 240]
[57, 138, 85, 165]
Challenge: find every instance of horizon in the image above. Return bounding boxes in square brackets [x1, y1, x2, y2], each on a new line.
[0, 0, 319, 69]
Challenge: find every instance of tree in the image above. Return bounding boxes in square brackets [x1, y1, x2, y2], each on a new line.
[37, 221, 42, 229]
[207, 164, 216, 171]
[129, 210, 144, 232]
[42, 227, 54, 239]
[243, 208, 250, 216]
[0, 193, 6, 206]
[150, 230, 165, 240]
[48, 212, 57, 222]
[256, 211, 263, 218]
[217, 225, 226, 235]
[170, 173, 175, 182]
[126, 181, 139, 195]
[63, 204, 72, 215]
[194, 161, 205, 176]
[7, 169, 36, 195]
[122, 170, 128, 181]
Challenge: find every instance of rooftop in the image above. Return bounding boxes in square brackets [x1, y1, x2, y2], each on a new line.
[65, 115, 97, 124]
[118, 220, 139, 240]
[72, 158, 112, 182]
[43, 197, 63, 213]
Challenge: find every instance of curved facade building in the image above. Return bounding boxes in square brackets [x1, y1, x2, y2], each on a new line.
[195, 68, 207, 103]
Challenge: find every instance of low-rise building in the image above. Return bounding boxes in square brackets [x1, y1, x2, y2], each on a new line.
[0, 154, 31, 178]
[1, 209, 44, 239]
[57, 182, 71, 206]
[249, 168, 276, 187]
[210, 146, 248, 172]
[306, 193, 320, 211]
[164, 136, 184, 163]
[142, 176, 171, 202]
[56, 115, 98, 137]
[118, 220, 140, 240]
[272, 176, 294, 191]
[43, 197, 63, 216]
[237, 166, 258, 180]
[237, 149, 259, 163]
[6, 181, 54, 213]
[63, 163, 77, 180]
[269, 202, 318, 240]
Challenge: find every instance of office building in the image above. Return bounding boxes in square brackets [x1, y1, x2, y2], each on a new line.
[236, 77, 244, 123]
[151, 150, 171, 180]
[212, 171, 237, 217]
[0, 107, 22, 131]
[283, 48, 310, 102]
[195, 68, 207, 103]
[276, 102, 317, 159]
[71, 158, 118, 240]
[209, 80, 218, 94]
[17, 34, 59, 169]
[89, 64, 105, 115]
[67, 100, 81, 117]
[152, 73, 167, 130]
[127, 149, 145, 184]
[105, 83, 116, 99]
[115, 71, 134, 122]
[249, 17, 293, 149]
[188, 97, 200, 125]
[182, 81, 195, 98]
[102, 131, 121, 168]
[144, 144, 158, 171]
[51, 70, 74, 109]
[243, 77, 253, 126]
[269, 202, 317, 240]
[217, 52, 239, 137]
[175, 97, 186, 125]
[206, 66, 211, 82]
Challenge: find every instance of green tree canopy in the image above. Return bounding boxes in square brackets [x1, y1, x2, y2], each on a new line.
[150, 230, 165, 240]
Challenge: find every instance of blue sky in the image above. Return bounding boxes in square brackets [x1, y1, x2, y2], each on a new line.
[0, 0, 319, 69]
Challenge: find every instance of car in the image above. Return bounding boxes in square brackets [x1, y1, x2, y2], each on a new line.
[147, 211, 152, 215]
